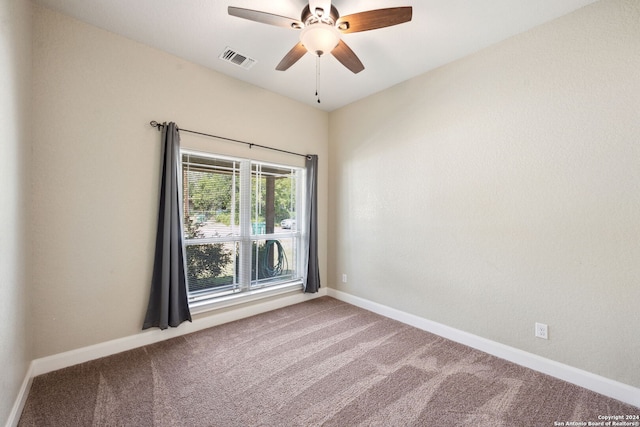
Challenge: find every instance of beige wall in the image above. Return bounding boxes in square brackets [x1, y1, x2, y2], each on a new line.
[0, 0, 32, 422]
[30, 5, 328, 359]
[329, 0, 640, 387]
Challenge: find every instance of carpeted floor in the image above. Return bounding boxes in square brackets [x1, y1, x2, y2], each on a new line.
[19, 297, 638, 426]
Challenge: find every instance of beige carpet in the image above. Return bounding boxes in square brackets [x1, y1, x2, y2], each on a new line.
[19, 297, 638, 426]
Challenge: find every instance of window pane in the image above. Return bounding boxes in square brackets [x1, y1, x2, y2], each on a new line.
[183, 154, 240, 239]
[251, 163, 297, 235]
[250, 238, 298, 288]
[186, 241, 238, 294]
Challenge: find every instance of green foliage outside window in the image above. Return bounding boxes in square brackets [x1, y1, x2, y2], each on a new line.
[184, 219, 233, 292]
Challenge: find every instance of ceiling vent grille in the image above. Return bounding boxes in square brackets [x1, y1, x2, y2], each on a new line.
[219, 47, 256, 70]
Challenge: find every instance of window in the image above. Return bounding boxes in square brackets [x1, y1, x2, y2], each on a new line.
[182, 150, 304, 307]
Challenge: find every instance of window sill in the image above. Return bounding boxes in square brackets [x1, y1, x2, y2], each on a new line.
[189, 281, 304, 315]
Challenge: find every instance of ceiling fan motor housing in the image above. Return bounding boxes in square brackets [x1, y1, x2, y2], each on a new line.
[302, 5, 339, 24]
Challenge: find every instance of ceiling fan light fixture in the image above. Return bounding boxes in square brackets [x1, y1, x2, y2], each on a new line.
[300, 23, 340, 56]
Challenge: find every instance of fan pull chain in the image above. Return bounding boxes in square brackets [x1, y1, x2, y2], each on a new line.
[315, 55, 321, 104]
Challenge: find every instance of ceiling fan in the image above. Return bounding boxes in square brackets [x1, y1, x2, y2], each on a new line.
[228, 1, 413, 74]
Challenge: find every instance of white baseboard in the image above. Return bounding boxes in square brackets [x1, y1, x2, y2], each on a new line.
[32, 289, 326, 377]
[6, 289, 326, 427]
[5, 364, 34, 427]
[9, 285, 636, 427]
[327, 288, 640, 408]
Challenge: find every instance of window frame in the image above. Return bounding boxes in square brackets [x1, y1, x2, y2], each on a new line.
[181, 149, 305, 312]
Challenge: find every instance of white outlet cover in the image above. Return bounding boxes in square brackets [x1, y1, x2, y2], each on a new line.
[535, 322, 549, 339]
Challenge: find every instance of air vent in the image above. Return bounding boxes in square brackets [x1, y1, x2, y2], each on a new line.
[219, 47, 257, 70]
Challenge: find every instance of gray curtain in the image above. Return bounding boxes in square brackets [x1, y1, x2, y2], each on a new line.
[304, 155, 321, 293]
[143, 122, 192, 330]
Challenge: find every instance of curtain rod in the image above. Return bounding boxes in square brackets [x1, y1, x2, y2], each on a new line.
[149, 121, 311, 160]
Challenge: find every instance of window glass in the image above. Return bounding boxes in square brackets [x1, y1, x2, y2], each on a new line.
[250, 237, 298, 288]
[183, 155, 240, 239]
[251, 163, 297, 235]
[186, 242, 238, 296]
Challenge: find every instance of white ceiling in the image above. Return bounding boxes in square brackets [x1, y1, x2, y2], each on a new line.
[33, 0, 598, 112]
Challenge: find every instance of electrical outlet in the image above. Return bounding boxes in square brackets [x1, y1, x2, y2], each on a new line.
[342, 274, 347, 283]
[535, 322, 549, 340]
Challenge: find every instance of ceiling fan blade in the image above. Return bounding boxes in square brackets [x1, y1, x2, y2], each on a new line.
[336, 7, 412, 34]
[228, 6, 303, 29]
[331, 40, 364, 74]
[276, 42, 308, 71]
